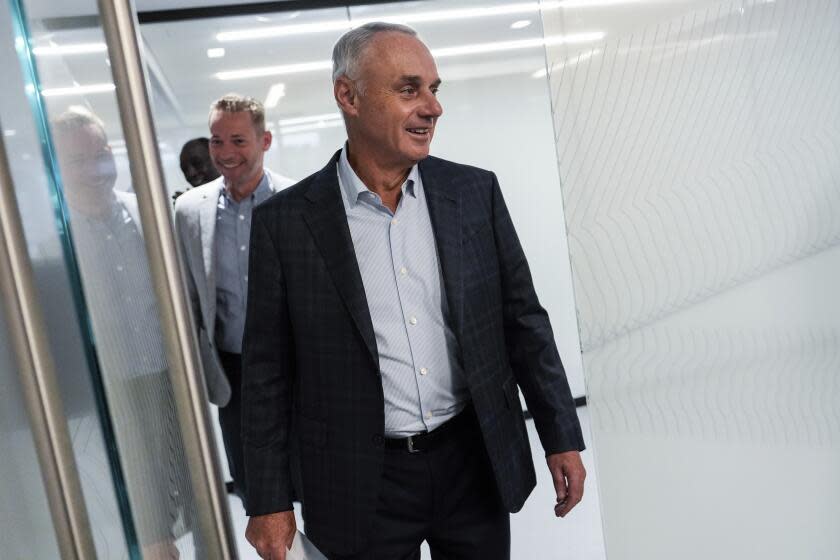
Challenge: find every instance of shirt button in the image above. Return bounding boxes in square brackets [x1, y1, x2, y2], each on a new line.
[372, 434, 384, 447]
[391, 218, 398, 225]
[116, 265, 124, 272]
[240, 245, 246, 251]
[106, 234, 113, 240]
[239, 214, 245, 220]
[409, 316, 417, 325]
[244, 275, 248, 281]
[399, 267, 407, 276]
[419, 367, 428, 376]
[425, 411, 432, 420]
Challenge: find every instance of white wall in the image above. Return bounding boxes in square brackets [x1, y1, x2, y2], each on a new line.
[542, 0, 840, 557]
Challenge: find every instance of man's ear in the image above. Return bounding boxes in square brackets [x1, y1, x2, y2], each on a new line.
[334, 76, 358, 116]
[262, 129, 272, 152]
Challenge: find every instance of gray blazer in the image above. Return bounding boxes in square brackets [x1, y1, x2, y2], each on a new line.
[174, 169, 295, 406]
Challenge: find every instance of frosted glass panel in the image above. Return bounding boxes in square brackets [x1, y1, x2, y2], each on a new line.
[2, 0, 211, 554]
[542, 0, 840, 558]
[0, 309, 61, 559]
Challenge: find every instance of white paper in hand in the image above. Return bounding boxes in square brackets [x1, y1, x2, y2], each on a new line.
[286, 530, 327, 560]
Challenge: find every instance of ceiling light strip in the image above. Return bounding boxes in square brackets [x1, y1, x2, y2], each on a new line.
[215, 33, 604, 81]
[32, 43, 107, 56]
[216, 2, 557, 43]
[40, 83, 116, 97]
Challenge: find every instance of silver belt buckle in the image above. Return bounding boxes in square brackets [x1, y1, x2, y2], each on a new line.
[406, 435, 419, 453]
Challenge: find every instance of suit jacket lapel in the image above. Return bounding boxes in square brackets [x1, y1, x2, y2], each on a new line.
[302, 152, 379, 369]
[419, 157, 464, 338]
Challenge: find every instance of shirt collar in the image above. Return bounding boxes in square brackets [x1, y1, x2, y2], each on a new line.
[338, 145, 418, 208]
[220, 171, 272, 205]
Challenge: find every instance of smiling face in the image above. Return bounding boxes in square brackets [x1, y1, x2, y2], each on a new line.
[55, 123, 117, 211]
[179, 140, 219, 188]
[208, 110, 271, 193]
[336, 32, 443, 173]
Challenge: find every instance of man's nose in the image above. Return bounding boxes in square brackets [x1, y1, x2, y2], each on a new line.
[419, 91, 443, 120]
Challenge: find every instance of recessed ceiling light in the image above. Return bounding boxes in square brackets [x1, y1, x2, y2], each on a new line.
[3, 130, 17, 137]
[264, 83, 286, 108]
[511, 20, 532, 29]
[207, 48, 225, 58]
[256, 16, 271, 22]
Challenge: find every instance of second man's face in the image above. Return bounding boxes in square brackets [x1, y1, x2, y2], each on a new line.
[208, 110, 271, 189]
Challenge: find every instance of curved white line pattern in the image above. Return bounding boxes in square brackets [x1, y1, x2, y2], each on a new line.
[544, 0, 840, 351]
[584, 327, 840, 442]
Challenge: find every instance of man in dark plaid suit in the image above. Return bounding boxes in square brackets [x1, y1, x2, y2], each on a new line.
[242, 22, 586, 560]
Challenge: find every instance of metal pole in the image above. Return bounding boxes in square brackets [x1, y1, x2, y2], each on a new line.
[95, 0, 237, 557]
[0, 123, 97, 560]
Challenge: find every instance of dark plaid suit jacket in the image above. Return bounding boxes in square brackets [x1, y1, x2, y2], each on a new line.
[241, 150, 584, 555]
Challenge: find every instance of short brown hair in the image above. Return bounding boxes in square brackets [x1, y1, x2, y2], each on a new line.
[209, 93, 266, 133]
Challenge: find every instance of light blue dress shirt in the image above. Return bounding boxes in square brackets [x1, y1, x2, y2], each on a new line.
[337, 148, 468, 437]
[214, 173, 273, 354]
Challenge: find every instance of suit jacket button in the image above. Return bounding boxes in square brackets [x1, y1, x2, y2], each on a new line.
[372, 434, 384, 447]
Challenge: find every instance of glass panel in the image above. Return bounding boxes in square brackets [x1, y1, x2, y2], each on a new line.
[143, 1, 603, 557]
[141, 6, 352, 193]
[348, 0, 587, 399]
[0, 3, 131, 558]
[0, 306, 62, 559]
[3, 0, 212, 556]
[543, 0, 840, 558]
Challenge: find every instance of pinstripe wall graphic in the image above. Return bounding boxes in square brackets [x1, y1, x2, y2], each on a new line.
[543, 0, 840, 558]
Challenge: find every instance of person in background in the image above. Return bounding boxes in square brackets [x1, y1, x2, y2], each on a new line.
[174, 94, 295, 504]
[241, 22, 586, 560]
[173, 137, 220, 203]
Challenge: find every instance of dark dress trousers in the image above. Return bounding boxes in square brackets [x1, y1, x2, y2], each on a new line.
[241, 150, 585, 555]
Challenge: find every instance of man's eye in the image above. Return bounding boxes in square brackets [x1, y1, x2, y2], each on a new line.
[401, 87, 417, 95]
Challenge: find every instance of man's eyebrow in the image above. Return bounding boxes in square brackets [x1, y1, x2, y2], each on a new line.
[397, 75, 443, 88]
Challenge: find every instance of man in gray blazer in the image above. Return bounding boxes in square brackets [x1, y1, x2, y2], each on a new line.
[174, 94, 294, 501]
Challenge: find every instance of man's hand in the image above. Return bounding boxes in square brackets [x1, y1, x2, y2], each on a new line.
[245, 510, 297, 560]
[547, 451, 586, 518]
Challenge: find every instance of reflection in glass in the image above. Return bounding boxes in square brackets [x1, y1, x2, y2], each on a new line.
[51, 107, 202, 558]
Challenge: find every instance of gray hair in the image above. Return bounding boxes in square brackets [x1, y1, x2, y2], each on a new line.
[52, 105, 107, 139]
[209, 93, 266, 133]
[332, 22, 418, 83]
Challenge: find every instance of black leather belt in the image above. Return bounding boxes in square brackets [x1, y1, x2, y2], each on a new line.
[385, 405, 474, 453]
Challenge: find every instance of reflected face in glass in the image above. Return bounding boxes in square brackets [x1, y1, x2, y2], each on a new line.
[350, 32, 443, 169]
[208, 110, 271, 190]
[55, 124, 118, 210]
[179, 141, 219, 188]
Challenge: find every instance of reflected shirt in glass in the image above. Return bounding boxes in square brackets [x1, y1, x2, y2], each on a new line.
[70, 190, 167, 377]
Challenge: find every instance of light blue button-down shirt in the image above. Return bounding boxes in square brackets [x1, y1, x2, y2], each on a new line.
[215, 173, 274, 354]
[337, 147, 468, 437]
